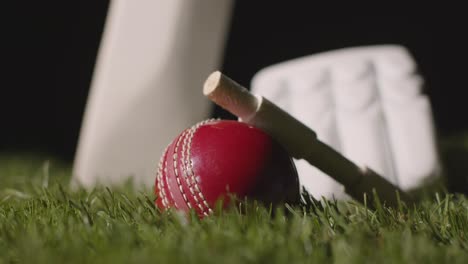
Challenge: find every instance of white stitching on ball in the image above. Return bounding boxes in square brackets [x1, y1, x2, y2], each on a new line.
[172, 130, 192, 209]
[181, 125, 204, 212]
[184, 119, 218, 215]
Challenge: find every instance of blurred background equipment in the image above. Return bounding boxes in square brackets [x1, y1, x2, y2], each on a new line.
[252, 46, 440, 198]
[72, 0, 233, 186]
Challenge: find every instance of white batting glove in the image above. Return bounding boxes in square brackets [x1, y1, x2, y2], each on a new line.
[251, 45, 441, 199]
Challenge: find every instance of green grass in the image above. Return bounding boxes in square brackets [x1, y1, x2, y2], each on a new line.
[1, 154, 468, 263]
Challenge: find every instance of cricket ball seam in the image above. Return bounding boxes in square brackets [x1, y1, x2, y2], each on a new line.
[186, 119, 216, 215]
[173, 130, 192, 210]
[162, 152, 171, 208]
[160, 171, 169, 208]
[181, 126, 206, 214]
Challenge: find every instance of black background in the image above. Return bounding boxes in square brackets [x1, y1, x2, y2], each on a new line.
[2, 2, 467, 161]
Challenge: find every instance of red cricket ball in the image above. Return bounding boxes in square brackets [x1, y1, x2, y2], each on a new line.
[154, 119, 300, 217]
